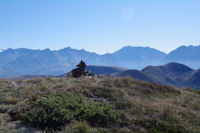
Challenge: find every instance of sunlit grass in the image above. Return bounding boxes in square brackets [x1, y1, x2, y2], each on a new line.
[0, 76, 199, 132]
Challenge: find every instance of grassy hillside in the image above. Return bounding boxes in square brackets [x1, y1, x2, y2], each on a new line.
[0, 76, 200, 133]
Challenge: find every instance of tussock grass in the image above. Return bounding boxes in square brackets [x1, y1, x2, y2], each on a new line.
[0, 76, 199, 132]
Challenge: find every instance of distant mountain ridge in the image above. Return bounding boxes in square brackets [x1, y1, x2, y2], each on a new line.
[0, 45, 200, 77]
[85, 63, 200, 90]
[112, 46, 167, 69]
[163, 45, 200, 68]
[110, 62, 200, 90]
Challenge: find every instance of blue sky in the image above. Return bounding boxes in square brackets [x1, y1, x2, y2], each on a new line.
[0, 0, 200, 54]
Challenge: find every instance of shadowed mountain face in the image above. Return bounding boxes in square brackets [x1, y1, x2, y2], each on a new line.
[185, 70, 200, 87]
[86, 66, 123, 76]
[0, 45, 200, 77]
[111, 63, 200, 90]
[112, 70, 152, 82]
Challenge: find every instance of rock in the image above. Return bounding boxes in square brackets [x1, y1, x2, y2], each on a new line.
[67, 61, 94, 78]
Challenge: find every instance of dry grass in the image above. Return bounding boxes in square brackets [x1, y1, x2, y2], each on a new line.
[0, 77, 200, 132]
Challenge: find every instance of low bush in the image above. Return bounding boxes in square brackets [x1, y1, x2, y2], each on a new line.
[23, 93, 119, 130]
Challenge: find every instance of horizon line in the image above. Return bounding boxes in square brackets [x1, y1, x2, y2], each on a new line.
[0, 44, 200, 55]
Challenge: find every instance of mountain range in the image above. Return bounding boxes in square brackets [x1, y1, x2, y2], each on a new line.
[0, 45, 200, 77]
[105, 62, 200, 90]
[86, 62, 200, 90]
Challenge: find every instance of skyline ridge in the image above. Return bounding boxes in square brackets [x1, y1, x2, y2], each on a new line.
[1, 44, 200, 55]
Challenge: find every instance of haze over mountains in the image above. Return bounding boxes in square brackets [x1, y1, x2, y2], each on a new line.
[0, 45, 200, 78]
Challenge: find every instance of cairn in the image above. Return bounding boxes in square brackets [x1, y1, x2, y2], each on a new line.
[67, 60, 94, 78]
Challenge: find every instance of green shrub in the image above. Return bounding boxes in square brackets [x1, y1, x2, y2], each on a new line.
[23, 93, 118, 130]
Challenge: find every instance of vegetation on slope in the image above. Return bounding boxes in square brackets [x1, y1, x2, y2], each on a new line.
[0, 76, 200, 132]
[23, 93, 118, 130]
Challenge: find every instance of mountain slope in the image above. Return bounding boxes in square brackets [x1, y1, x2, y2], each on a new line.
[141, 63, 194, 86]
[112, 46, 167, 69]
[112, 70, 153, 82]
[112, 63, 200, 89]
[0, 48, 98, 77]
[1, 45, 200, 77]
[185, 69, 200, 88]
[0, 46, 167, 77]
[86, 66, 124, 76]
[163, 45, 200, 69]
